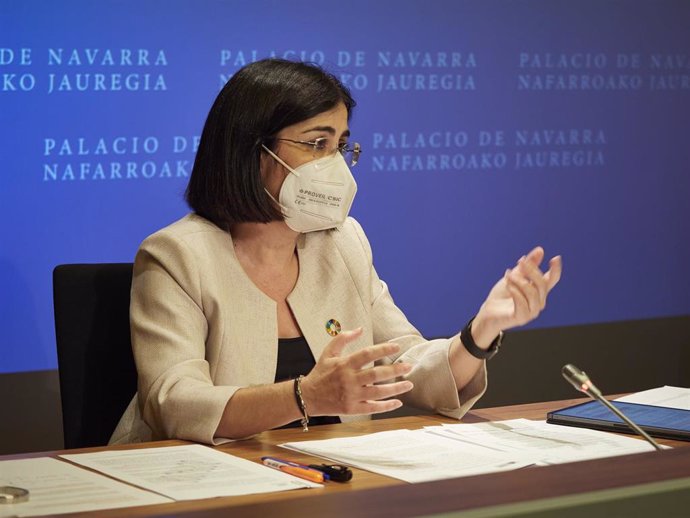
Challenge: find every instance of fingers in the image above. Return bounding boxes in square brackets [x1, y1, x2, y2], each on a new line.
[358, 399, 404, 415]
[344, 380, 414, 415]
[514, 247, 563, 299]
[507, 266, 540, 315]
[524, 246, 545, 267]
[515, 256, 547, 309]
[320, 327, 364, 359]
[356, 362, 413, 386]
[507, 248, 562, 323]
[346, 342, 401, 370]
[313, 337, 414, 416]
[360, 380, 414, 401]
[505, 271, 531, 323]
[545, 256, 563, 290]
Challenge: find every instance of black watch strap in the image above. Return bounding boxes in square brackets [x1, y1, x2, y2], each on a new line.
[461, 317, 503, 360]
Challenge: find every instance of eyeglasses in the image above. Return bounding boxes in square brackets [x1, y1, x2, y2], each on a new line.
[277, 137, 361, 167]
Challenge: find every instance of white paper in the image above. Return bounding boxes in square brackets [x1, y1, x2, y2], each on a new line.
[61, 444, 320, 501]
[0, 457, 171, 517]
[281, 429, 532, 483]
[431, 418, 661, 465]
[281, 418, 667, 484]
[615, 386, 690, 410]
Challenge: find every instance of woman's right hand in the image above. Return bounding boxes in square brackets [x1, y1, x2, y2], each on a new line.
[300, 328, 414, 416]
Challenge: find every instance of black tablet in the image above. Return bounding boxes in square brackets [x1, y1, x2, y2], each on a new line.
[547, 400, 690, 441]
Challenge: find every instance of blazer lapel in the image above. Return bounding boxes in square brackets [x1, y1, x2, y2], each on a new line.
[288, 231, 369, 364]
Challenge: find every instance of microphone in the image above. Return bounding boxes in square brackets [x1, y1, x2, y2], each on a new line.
[561, 364, 663, 451]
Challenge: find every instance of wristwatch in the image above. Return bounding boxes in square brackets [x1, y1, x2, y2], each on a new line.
[461, 317, 503, 360]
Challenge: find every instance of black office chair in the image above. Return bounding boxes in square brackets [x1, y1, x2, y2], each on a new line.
[53, 263, 137, 448]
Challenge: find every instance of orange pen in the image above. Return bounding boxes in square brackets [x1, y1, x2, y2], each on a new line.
[262, 456, 326, 483]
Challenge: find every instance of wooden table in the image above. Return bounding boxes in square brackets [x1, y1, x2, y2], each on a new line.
[4, 397, 690, 517]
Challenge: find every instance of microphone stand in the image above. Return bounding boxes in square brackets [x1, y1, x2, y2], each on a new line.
[562, 364, 663, 452]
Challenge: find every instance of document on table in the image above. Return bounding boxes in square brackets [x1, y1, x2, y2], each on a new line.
[0, 457, 171, 518]
[428, 418, 661, 465]
[281, 429, 533, 483]
[615, 386, 690, 410]
[61, 444, 320, 501]
[281, 418, 665, 483]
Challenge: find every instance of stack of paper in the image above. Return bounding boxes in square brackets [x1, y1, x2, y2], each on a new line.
[284, 428, 533, 483]
[0, 457, 171, 518]
[429, 419, 663, 465]
[615, 386, 690, 410]
[281, 418, 662, 483]
[1, 445, 320, 517]
[61, 444, 321, 500]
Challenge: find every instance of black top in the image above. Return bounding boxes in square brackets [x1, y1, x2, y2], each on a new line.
[275, 336, 340, 428]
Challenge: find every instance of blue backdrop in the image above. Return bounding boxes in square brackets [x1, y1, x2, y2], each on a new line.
[1, 0, 689, 373]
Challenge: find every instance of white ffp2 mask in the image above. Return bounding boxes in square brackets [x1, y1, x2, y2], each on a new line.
[262, 145, 358, 233]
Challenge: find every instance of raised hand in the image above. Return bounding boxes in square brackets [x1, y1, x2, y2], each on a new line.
[301, 327, 414, 416]
[472, 247, 562, 345]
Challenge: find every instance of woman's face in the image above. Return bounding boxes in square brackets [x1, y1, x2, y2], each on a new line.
[262, 102, 350, 199]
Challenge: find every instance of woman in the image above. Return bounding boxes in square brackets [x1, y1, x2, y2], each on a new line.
[111, 59, 562, 445]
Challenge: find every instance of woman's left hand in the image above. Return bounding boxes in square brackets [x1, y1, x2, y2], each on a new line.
[471, 247, 562, 346]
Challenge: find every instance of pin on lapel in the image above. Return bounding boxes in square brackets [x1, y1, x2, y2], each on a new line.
[325, 319, 341, 336]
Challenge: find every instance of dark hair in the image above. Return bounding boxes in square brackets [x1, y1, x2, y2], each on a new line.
[185, 59, 356, 229]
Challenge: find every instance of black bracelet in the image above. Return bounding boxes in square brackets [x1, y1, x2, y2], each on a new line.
[461, 317, 503, 360]
[293, 375, 310, 432]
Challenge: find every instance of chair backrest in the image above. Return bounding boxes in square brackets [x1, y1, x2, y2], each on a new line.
[53, 263, 137, 448]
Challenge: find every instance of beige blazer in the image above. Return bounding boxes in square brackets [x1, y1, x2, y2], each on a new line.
[110, 214, 487, 445]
